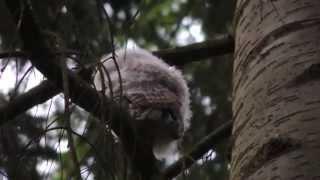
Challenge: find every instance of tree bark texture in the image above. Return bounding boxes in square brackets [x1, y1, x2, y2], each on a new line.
[232, 0, 320, 180]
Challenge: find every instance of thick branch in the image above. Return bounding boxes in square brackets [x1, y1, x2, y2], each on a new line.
[4, 0, 111, 129]
[0, 50, 80, 59]
[153, 34, 234, 66]
[0, 35, 234, 124]
[0, 51, 28, 59]
[4, 1, 158, 179]
[0, 35, 233, 126]
[0, 34, 233, 64]
[164, 120, 233, 179]
[0, 80, 59, 124]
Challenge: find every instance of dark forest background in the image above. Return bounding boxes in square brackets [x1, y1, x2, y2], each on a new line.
[0, 0, 235, 179]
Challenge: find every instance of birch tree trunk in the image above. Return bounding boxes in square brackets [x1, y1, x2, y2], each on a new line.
[231, 0, 320, 180]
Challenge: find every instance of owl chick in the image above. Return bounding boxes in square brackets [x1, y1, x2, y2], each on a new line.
[94, 48, 192, 160]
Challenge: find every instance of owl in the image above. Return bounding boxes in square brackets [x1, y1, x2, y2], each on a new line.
[94, 48, 192, 160]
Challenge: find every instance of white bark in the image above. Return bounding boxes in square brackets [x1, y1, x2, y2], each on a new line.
[232, 0, 320, 179]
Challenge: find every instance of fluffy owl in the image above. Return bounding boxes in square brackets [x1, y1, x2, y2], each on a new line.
[94, 48, 192, 160]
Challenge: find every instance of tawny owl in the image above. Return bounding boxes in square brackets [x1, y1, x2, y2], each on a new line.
[94, 48, 192, 160]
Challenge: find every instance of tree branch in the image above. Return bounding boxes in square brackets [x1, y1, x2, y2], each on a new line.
[153, 34, 234, 66]
[0, 34, 233, 64]
[164, 120, 233, 179]
[4, 1, 158, 179]
[0, 51, 29, 59]
[2, 1, 234, 179]
[0, 80, 59, 125]
[61, 58, 82, 179]
[0, 35, 234, 125]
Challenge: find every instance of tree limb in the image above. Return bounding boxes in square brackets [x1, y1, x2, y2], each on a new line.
[0, 51, 29, 59]
[4, 1, 158, 179]
[164, 120, 233, 179]
[0, 80, 59, 125]
[0, 34, 233, 64]
[0, 35, 234, 125]
[153, 34, 234, 66]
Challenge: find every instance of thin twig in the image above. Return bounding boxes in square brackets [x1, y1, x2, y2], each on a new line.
[61, 58, 82, 179]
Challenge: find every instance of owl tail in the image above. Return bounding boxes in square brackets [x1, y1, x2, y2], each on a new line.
[153, 140, 180, 165]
